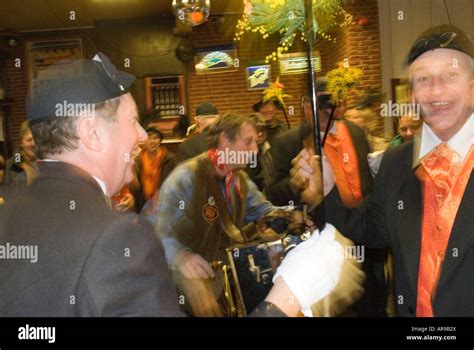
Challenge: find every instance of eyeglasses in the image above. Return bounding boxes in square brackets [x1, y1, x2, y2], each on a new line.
[408, 32, 459, 62]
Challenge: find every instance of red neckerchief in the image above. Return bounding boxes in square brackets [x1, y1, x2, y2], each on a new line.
[208, 148, 243, 207]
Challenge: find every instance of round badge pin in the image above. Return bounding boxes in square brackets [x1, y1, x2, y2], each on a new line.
[203, 203, 219, 223]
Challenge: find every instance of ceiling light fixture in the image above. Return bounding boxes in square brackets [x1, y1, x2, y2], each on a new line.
[172, 0, 210, 26]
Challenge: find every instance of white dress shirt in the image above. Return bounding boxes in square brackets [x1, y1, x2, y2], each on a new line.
[419, 114, 473, 160]
[414, 114, 473, 168]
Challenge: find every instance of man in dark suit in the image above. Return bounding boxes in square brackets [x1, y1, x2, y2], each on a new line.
[252, 99, 288, 146]
[268, 81, 371, 207]
[269, 83, 388, 316]
[291, 24, 474, 316]
[0, 53, 183, 317]
[177, 102, 219, 162]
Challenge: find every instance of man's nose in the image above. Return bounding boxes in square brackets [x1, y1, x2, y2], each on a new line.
[137, 124, 148, 142]
[429, 76, 447, 95]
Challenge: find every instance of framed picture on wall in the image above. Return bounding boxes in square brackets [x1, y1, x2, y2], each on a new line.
[279, 51, 321, 75]
[194, 44, 238, 75]
[246, 65, 271, 90]
[27, 38, 83, 89]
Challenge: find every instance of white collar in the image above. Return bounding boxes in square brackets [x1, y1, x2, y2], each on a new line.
[418, 115, 473, 162]
[92, 176, 108, 196]
[42, 159, 108, 195]
[261, 140, 271, 154]
[320, 120, 337, 137]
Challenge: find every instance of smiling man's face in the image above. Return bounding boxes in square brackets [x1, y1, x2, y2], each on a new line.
[409, 48, 473, 141]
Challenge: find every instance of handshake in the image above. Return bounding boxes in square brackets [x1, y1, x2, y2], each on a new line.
[289, 148, 326, 207]
[267, 223, 365, 317]
[265, 148, 364, 316]
[174, 221, 365, 317]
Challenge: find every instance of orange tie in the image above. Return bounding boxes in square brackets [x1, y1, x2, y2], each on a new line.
[323, 124, 363, 208]
[415, 143, 464, 317]
[420, 143, 463, 207]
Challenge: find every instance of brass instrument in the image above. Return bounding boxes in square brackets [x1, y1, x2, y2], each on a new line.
[212, 209, 312, 316]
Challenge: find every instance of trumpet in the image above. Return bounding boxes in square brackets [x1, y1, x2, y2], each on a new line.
[212, 209, 312, 317]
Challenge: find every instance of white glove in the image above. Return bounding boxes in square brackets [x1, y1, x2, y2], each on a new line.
[273, 223, 344, 317]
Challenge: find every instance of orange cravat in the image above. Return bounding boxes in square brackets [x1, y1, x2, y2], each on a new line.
[420, 143, 464, 207]
[415, 143, 473, 317]
[324, 122, 363, 208]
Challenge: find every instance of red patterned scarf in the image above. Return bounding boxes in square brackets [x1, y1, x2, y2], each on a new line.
[208, 148, 243, 207]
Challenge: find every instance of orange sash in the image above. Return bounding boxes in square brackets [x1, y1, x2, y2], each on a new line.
[415, 145, 473, 317]
[324, 122, 364, 208]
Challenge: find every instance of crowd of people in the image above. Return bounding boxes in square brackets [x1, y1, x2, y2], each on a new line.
[0, 23, 472, 317]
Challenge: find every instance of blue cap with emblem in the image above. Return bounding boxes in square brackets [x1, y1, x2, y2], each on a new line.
[26, 52, 136, 124]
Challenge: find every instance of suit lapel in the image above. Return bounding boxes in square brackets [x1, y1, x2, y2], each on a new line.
[398, 157, 422, 295]
[437, 173, 474, 289]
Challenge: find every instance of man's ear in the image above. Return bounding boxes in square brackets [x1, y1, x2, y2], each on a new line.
[218, 132, 229, 148]
[76, 116, 102, 152]
[194, 116, 200, 128]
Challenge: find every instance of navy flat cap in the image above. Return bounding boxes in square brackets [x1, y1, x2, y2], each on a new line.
[27, 52, 135, 124]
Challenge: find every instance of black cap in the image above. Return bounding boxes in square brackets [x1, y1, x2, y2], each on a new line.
[252, 99, 283, 112]
[315, 77, 328, 92]
[302, 77, 329, 106]
[195, 102, 218, 117]
[406, 24, 473, 65]
[145, 126, 164, 139]
[27, 52, 135, 124]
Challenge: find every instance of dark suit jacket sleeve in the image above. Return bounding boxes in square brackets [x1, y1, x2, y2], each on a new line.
[161, 153, 177, 185]
[177, 131, 209, 163]
[177, 142, 191, 163]
[249, 301, 286, 317]
[322, 146, 396, 250]
[76, 214, 184, 316]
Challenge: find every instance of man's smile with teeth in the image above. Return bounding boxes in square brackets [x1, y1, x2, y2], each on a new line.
[431, 101, 451, 106]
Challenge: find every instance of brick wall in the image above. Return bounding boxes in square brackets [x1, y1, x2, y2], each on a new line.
[0, 29, 96, 156]
[185, 0, 382, 127]
[185, 17, 309, 128]
[311, 0, 383, 110]
[2, 0, 383, 151]
[344, 0, 382, 108]
[345, 0, 384, 135]
[3, 39, 28, 155]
